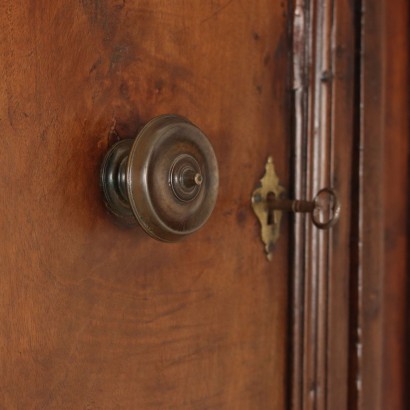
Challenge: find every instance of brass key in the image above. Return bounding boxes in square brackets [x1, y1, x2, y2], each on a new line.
[266, 187, 341, 230]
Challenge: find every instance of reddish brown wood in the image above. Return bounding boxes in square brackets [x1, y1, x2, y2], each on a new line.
[0, 1, 291, 408]
[291, 0, 354, 408]
[326, 1, 355, 407]
[352, 3, 385, 408]
[350, 0, 410, 409]
[381, 0, 409, 408]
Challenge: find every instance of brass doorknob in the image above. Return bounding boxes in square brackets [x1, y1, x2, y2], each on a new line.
[100, 115, 219, 242]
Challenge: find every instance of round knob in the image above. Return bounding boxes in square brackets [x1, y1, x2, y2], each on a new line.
[100, 115, 219, 242]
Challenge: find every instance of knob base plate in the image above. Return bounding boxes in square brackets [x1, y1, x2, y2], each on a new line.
[100, 139, 136, 224]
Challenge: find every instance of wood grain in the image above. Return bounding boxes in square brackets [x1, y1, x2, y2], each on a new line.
[349, 0, 410, 409]
[382, 2, 409, 408]
[0, 1, 291, 408]
[290, 0, 354, 408]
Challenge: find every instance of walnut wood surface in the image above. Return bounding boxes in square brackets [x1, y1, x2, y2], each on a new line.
[382, 2, 410, 407]
[352, 0, 410, 409]
[0, 1, 291, 408]
[290, 1, 354, 408]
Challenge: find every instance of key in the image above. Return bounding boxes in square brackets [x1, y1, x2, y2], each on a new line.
[266, 188, 340, 229]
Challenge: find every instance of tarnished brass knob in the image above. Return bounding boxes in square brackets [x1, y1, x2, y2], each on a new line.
[100, 115, 219, 242]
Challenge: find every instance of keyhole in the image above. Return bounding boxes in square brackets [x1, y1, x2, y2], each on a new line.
[267, 191, 276, 225]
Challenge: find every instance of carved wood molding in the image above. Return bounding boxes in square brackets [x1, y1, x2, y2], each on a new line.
[290, 0, 355, 408]
[352, 1, 410, 408]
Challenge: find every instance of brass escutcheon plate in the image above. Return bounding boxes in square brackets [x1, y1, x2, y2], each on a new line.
[251, 156, 284, 261]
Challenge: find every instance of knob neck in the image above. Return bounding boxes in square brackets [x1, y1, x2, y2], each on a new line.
[100, 139, 135, 223]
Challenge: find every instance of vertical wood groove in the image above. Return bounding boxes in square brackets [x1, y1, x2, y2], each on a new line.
[291, 0, 354, 408]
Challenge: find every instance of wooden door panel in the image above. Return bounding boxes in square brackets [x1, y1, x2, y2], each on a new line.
[0, 1, 290, 408]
